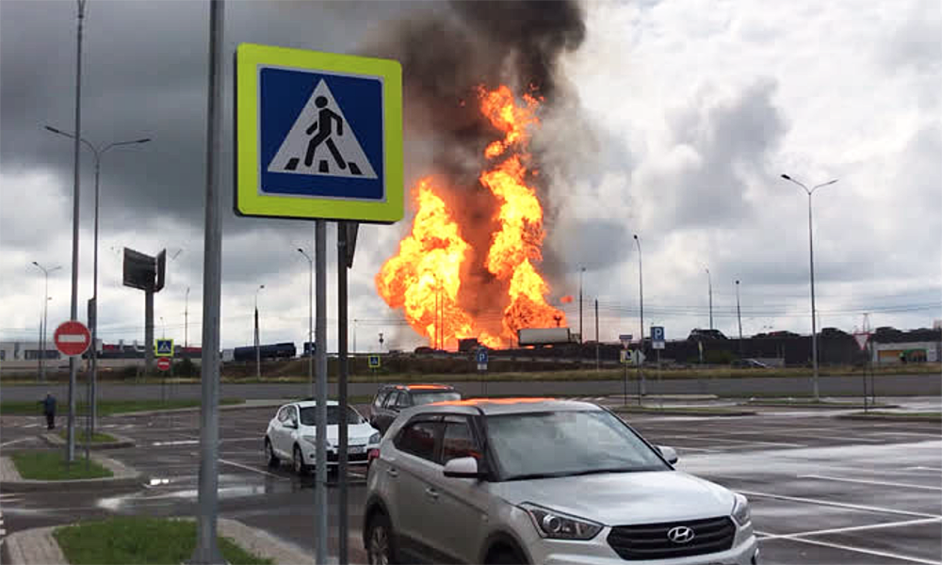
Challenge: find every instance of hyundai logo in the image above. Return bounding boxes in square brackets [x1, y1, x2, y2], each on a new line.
[667, 526, 696, 544]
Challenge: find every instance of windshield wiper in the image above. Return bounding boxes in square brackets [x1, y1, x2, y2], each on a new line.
[566, 467, 642, 476]
[504, 471, 570, 481]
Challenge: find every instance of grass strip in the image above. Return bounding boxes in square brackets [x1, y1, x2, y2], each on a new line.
[10, 450, 112, 480]
[54, 517, 272, 565]
[1, 398, 243, 416]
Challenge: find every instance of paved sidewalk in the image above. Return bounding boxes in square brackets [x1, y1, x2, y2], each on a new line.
[3, 518, 337, 565]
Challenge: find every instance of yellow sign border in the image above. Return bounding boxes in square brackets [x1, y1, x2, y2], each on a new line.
[235, 43, 403, 223]
[155, 338, 174, 358]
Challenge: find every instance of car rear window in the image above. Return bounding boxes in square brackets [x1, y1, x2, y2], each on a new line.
[412, 391, 461, 405]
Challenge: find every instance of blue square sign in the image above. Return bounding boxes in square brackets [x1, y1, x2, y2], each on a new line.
[235, 44, 403, 223]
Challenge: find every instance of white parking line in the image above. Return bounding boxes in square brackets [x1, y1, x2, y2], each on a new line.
[799, 474, 942, 492]
[737, 489, 941, 519]
[904, 466, 942, 472]
[691, 435, 808, 448]
[758, 517, 942, 540]
[757, 531, 942, 565]
[0, 438, 32, 448]
[219, 458, 286, 480]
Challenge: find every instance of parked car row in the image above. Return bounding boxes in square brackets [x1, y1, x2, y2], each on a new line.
[262, 386, 759, 565]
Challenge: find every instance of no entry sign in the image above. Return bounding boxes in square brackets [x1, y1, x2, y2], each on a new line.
[157, 357, 172, 371]
[53, 320, 91, 357]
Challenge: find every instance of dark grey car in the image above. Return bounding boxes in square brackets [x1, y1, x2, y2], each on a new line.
[369, 384, 462, 435]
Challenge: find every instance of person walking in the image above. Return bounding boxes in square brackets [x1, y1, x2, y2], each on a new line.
[42, 392, 56, 430]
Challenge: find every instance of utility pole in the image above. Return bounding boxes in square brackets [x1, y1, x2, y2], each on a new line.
[31, 263, 61, 382]
[184, 286, 190, 348]
[191, 1, 225, 560]
[633, 235, 645, 397]
[781, 174, 838, 401]
[298, 248, 314, 397]
[736, 280, 743, 358]
[705, 267, 713, 331]
[595, 299, 600, 371]
[255, 284, 264, 380]
[579, 267, 586, 344]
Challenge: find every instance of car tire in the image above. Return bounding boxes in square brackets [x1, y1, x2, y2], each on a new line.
[265, 438, 279, 468]
[366, 512, 397, 565]
[293, 445, 308, 476]
[486, 548, 525, 565]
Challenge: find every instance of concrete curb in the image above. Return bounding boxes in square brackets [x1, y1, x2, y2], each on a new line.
[0, 453, 143, 492]
[835, 412, 942, 422]
[41, 432, 135, 450]
[746, 402, 899, 410]
[109, 399, 284, 418]
[2, 518, 338, 565]
[614, 408, 757, 417]
[4, 526, 67, 565]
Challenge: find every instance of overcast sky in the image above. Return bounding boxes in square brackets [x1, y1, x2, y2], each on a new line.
[2, 0, 940, 353]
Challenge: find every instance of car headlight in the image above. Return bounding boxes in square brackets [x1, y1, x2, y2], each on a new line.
[520, 503, 602, 540]
[301, 435, 332, 449]
[369, 432, 381, 445]
[732, 493, 751, 527]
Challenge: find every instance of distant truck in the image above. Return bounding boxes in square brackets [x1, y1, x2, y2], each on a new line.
[517, 327, 571, 347]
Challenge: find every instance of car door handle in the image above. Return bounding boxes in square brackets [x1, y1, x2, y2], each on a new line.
[424, 487, 439, 500]
[386, 467, 398, 478]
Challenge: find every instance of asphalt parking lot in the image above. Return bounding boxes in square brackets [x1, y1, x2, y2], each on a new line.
[2, 400, 940, 564]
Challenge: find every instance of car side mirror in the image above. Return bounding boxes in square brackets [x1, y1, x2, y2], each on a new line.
[443, 456, 482, 479]
[656, 445, 678, 464]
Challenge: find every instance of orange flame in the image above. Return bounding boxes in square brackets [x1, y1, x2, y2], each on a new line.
[560, 295, 574, 304]
[376, 85, 565, 349]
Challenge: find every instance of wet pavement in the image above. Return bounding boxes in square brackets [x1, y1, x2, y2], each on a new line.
[1, 400, 940, 564]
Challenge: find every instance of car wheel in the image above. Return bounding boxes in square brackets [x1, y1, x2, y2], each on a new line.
[486, 548, 525, 565]
[265, 438, 279, 468]
[367, 512, 396, 565]
[293, 445, 308, 476]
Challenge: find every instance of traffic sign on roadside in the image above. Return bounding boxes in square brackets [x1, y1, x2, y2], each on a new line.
[155, 338, 174, 357]
[853, 332, 870, 351]
[368, 355, 381, 369]
[476, 349, 488, 372]
[235, 43, 403, 223]
[619, 334, 633, 349]
[54, 320, 91, 357]
[157, 357, 172, 372]
[651, 326, 665, 350]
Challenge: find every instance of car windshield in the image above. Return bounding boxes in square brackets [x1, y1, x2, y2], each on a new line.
[299, 406, 365, 426]
[485, 410, 669, 480]
[412, 391, 461, 405]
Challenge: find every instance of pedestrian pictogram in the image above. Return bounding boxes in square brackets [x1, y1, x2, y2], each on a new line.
[235, 44, 403, 223]
[155, 338, 174, 357]
[157, 357, 172, 372]
[269, 81, 377, 179]
[368, 355, 381, 369]
[54, 320, 91, 357]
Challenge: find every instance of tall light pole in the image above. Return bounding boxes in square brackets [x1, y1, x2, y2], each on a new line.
[633, 234, 645, 397]
[46, 125, 150, 433]
[184, 286, 190, 349]
[255, 284, 264, 380]
[579, 267, 586, 344]
[705, 267, 713, 330]
[31, 263, 61, 382]
[735, 280, 743, 359]
[298, 248, 314, 397]
[781, 174, 838, 401]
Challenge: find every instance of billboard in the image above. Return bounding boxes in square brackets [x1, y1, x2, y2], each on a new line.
[123, 248, 156, 291]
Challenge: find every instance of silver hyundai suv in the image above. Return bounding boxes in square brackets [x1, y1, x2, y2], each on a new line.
[363, 398, 758, 565]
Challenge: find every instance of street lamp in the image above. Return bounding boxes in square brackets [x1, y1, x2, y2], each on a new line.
[735, 280, 743, 359]
[633, 234, 645, 397]
[781, 173, 838, 400]
[31, 262, 62, 382]
[705, 267, 713, 331]
[579, 267, 586, 345]
[184, 286, 190, 349]
[255, 284, 265, 380]
[298, 248, 314, 397]
[46, 125, 151, 433]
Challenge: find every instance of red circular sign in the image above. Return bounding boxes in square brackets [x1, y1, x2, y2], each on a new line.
[157, 357, 172, 371]
[53, 320, 91, 357]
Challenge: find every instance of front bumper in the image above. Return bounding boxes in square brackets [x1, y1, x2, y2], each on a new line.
[530, 527, 758, 565]
[300, 442, 377, 466]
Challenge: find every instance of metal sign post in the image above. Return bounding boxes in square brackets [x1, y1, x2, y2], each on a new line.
[191, 1, 225, 562]
[315, 220, 328, 565]
[337, 222, 351, 565]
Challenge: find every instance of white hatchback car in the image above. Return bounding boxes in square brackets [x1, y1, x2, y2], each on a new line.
[265, 400, 381, 475]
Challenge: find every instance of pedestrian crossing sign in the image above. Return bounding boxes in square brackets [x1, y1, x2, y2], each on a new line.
[155, 339, 174, 358]
[368, 355, 381, 369]
[235, 43, 403, 223]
